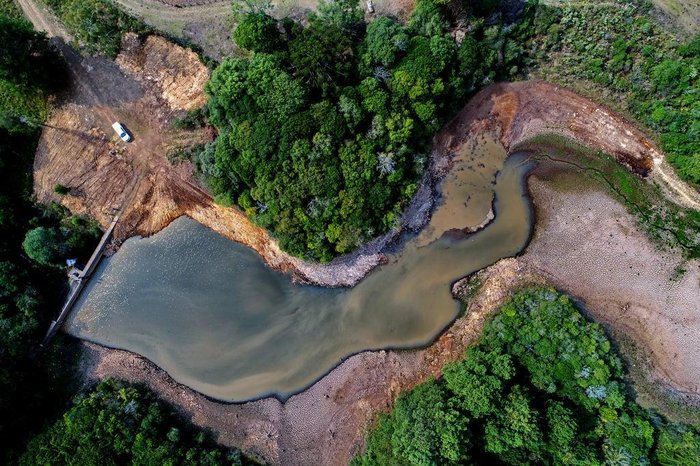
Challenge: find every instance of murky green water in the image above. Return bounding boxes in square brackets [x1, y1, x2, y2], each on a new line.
[68, 139, 534, 401]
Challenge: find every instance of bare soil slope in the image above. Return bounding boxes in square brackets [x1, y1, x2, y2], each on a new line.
[116, 33, 209, 111]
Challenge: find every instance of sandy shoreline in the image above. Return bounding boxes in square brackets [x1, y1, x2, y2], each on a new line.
[79, 161, 700, 464]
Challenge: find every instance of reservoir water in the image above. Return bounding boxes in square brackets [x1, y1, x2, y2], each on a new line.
[67, 138, 535, 401]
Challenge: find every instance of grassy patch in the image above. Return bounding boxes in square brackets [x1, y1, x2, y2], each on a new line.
[0, 0, 20, 17]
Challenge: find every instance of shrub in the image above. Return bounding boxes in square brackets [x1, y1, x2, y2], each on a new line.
[53, 184, 69, 195]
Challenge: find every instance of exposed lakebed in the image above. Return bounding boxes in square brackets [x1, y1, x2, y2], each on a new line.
[68, 138, 535, 402]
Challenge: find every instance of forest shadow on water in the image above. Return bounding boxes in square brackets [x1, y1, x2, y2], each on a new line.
[67, 136, 536, 402]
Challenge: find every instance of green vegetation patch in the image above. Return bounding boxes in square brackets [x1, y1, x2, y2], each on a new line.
[22, 203, 102, 267]
[42, 0, 150, 57]
[0, 14, 61, 131]
[354, 288, 700, 465]
[601, 161, 700, 258]
[0, 0, 20, 17]
[204, 0, 530, 261]
[20, 379, 252, 465]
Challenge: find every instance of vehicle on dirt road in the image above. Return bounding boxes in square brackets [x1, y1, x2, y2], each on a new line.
[112, 122, 131, 142]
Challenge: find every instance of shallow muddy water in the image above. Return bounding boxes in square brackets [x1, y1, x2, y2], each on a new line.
[68, 138, 535, 401]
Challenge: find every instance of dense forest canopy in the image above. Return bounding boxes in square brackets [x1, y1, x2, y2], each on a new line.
[20, 379, 250, 465]
[204, 0, 528, 261]
[354, 288, 700, 465]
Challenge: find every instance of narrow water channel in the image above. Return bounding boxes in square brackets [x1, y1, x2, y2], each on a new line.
[67, 137, 535, 402]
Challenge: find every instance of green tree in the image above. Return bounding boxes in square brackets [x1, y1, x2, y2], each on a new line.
[483, 385, 543, 462]
[656, 424, 700, 465]
[316, 0, 364, 34]
[0, 15, 57, 89]
[362, 17, 407, 68]
[233, 12, 284, 53]
[443, 347, 514, 418]
[389, 380, 469, 465]
[44, 0, 148, 57]
[22, 226, 65, 266]
[288, 20, 355, 93]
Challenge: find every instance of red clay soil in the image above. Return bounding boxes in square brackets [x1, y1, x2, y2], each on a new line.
[437, 81, 658, 176]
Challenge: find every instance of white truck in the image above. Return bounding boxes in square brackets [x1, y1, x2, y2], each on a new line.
[111, 122, 131, 142]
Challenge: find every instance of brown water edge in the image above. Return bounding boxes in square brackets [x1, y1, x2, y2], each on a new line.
[66, 134, 536, 402]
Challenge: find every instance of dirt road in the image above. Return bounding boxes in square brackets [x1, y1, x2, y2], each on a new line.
[16, 0, 69, 40]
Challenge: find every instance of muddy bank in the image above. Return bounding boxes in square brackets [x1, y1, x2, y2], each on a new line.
[78, 162, 700, 464]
